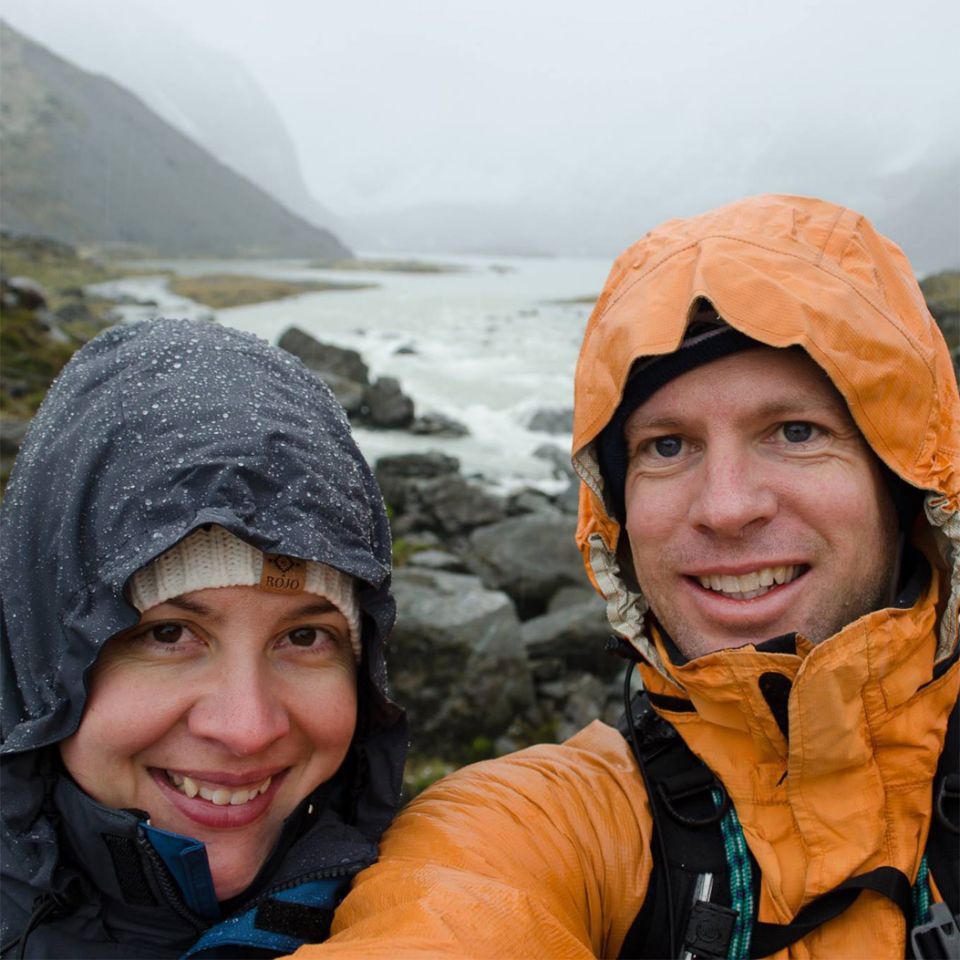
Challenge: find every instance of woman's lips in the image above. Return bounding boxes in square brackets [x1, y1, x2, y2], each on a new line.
[149, 767, 286, 829]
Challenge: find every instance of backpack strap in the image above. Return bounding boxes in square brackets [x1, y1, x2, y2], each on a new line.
[926, 692, 958, 914]
[614, 658, 957, 960]
[617, 674, 743, 960]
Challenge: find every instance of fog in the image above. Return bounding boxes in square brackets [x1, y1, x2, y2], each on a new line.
[3, 0, 959, 268]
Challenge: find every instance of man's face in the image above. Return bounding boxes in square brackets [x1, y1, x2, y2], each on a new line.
[622, 347, 899, 659]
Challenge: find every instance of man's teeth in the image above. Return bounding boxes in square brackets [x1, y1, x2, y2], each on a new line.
[697, 565, 801, 599]
[166, 771, 272, 805]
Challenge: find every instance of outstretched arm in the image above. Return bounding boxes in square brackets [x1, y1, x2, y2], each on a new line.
[291, 721, 654, 959]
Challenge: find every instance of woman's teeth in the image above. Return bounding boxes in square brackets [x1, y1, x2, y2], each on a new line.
[166, 771, 272, 805]
[696, 565, 802, 600]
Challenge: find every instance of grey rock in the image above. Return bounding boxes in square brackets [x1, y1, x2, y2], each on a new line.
[52, 301, 95, 326]
[278, 327, 370, 384]
[527, 407, 574, 435]
[467, 513, 584, 618]
[1, 417, 30, 457]
[563, 672, 608, 727]
[554, 478, 582, 515]
[314, 371, 365, 416]
[410, 411, 470, 437]
[406, 548, 468, 572]
[363, 376, 414, 428]
[505, 487, 561, 517]
[375, 451, 460, 510]
[5, 276, 49, 309]
[389, 568, 535, 756]
[533, 442, 576, 479]
[521, 600, 618, 676]
[407, 474, 506, 535]
[548, 585, 599, 613]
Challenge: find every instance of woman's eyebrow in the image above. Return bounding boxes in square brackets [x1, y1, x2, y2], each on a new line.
[162, 596, 214, 617]
[278, 599, 339, 622]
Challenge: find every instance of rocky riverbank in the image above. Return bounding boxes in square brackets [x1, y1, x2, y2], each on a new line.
[277, 326, 621, 795]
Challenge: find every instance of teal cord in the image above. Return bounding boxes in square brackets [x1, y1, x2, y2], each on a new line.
[912, 853, 930, 927]
[710, 794, 932, 957]
[712, 788, 753, 959]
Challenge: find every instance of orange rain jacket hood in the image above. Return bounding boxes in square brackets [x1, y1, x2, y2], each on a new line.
[293, 195, 960, 959]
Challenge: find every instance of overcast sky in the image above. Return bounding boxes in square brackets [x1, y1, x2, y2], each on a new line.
[4, 0, 959, 264]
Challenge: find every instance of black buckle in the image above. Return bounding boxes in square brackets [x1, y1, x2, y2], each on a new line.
[935, 773, 959, 835]
[683, 900, 738, 959]
[910, 902, 960, 960]
[657, 772, 729, 827]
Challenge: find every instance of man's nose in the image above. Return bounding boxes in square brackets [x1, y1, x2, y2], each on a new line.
[686, 447, 777, 537]
[187, 662, 291, 756]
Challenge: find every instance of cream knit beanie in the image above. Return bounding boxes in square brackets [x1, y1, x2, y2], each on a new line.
[128, 526, 361, 660]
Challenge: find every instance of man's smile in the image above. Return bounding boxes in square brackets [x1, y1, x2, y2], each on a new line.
[690, 564, 807, 601]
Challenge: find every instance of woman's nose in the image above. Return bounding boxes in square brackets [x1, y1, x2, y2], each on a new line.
[187, 663, 291, 757]
[686, 447, 778, 538]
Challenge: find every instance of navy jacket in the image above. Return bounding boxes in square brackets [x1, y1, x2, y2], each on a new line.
[1, 319, 407, 957]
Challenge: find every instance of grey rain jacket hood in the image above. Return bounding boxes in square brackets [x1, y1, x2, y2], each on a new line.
[1, 319, 407, 958]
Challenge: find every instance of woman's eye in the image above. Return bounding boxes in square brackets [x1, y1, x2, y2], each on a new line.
[782, 422, 815, 443]
[149, 623, 183, 644]
[652, 436, 684, 458]
[288, 627, 319, 647]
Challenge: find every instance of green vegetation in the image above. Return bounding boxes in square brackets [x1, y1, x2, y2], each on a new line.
[310, 257, 462, 274]
[168, 274, 375, 309]
[402, 757, 459, 798]
[1, 232, 138, 316]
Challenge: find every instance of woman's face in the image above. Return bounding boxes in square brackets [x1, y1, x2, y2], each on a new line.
[60, 585, 358, 901]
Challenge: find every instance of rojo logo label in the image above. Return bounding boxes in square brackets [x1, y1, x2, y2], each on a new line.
[260, 554, 306, 593]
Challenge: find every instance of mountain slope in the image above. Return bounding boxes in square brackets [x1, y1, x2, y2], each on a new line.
[0, 22, 350, 258]
[0, 0, 347, 238]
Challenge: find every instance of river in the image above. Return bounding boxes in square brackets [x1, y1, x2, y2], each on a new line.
[91, 252, 613, 492]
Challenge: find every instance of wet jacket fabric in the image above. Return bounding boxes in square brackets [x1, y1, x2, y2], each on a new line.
[0, 319, 407, 958]
[295, 195, 960, 958]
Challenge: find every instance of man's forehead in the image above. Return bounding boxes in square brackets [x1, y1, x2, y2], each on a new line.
[623, 345, 852, 432]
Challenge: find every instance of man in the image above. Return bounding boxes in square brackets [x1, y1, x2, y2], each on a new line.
[293, 195, 959, 958]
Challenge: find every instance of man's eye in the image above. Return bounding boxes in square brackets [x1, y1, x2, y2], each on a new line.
[149, 623, 183, 644]
[653, 436, 683, 458]
[782, 422, 814, 443]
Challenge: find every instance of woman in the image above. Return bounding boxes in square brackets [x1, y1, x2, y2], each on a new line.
[0, 319, 406, 958]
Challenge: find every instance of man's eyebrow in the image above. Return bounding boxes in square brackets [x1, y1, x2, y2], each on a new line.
[625, 393, 849, 434]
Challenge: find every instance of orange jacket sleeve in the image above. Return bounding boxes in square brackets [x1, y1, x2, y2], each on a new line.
[290, 721, 654, 959]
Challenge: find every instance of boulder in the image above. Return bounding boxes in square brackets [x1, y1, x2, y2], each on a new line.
[406, 474, 506, 535]
[375, 451, 460, 510]
[410, 411, 470, 437]
[467, 513, 584, 618]
[389, 568, 535, 757]
[548, 585, 599, 612]
[278, 327, 370, 384]
[316, 371, 365, 416]
[527, 407, 574, 435]
[363, 376, 414, 428]
[406, 548, 469, 573]
[533, 442, 576, 480]
[521, 599, 617, 676]
[505, 487, 561, 517]
[5, 276, 49, 310]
